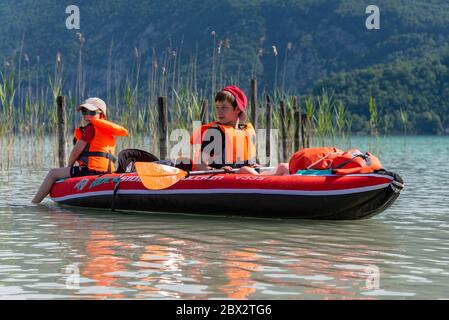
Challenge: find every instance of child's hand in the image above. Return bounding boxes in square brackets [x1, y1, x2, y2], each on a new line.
[222, 166, 234, 173]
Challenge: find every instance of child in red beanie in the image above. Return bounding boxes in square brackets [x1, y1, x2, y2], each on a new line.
[191, 86, 289, 175]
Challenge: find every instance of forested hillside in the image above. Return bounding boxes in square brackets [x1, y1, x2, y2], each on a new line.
[1, 0, 449, 133]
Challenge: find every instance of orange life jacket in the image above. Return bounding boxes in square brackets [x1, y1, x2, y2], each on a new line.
[73, 118, 128, 173]
[289, 147, 383, 175]
[190, 122, 257, 169]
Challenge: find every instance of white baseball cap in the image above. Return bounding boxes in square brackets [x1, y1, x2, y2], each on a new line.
[77, 97, 107, 115]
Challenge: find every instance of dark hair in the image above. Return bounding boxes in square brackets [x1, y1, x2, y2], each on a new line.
[215, 90, 237, 109]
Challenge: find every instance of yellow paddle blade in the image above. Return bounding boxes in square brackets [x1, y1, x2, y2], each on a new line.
[135, 162, 188, 190]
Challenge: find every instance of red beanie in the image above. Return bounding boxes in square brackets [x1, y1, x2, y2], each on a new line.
[222, 86, 248, 122]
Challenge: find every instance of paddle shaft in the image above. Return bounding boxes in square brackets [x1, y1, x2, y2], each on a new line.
[189, 169, 239, 175]
[188, 167, 276, 176]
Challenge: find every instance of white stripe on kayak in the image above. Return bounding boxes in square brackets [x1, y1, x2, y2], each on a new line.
[293, 173, 395, 179]
[51, 183, 392, 202]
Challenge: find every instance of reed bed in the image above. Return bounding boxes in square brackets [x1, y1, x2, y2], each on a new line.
[0, 36, 389, 169]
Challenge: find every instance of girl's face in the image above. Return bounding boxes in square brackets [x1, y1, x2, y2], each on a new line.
[215, 100, 240, 125]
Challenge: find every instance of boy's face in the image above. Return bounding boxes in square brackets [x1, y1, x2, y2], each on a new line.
[80, 108, 101, 123]
[215, 100, 240, 125]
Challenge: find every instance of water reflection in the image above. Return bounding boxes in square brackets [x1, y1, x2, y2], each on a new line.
[220, 249, 260, 299]
[82, 230, 132, 299]
[38, 203, 404, 299]
[133, 244, 186, 299]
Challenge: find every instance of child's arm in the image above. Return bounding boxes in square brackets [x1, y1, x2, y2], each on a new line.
[192, 148, 213, 171]
[68, 140, 88, 167]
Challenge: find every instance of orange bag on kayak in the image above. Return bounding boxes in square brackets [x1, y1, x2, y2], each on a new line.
[288, 147, 343, 174]
[289, 147, 383, 175]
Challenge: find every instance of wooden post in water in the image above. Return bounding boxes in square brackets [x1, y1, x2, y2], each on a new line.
[265, 95, 272, 165]
[280, 99, 287, 162]
[201, 99, 209, 124]
[250, 78, 258, 128]
[301, 112, 310, 148]
[158, 96, 168, 160]
[293, 96, 300, 151]
[307, 112, 312, 148]
[56, 96, 67, 167]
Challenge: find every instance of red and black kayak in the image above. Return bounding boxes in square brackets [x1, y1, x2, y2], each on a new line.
[50, 170, 403, 220]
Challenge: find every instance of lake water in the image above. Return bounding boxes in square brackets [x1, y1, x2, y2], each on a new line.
[0, 136, 448, 299]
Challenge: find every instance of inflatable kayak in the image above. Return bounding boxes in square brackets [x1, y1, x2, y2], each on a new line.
[50, 170, 403, 220]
